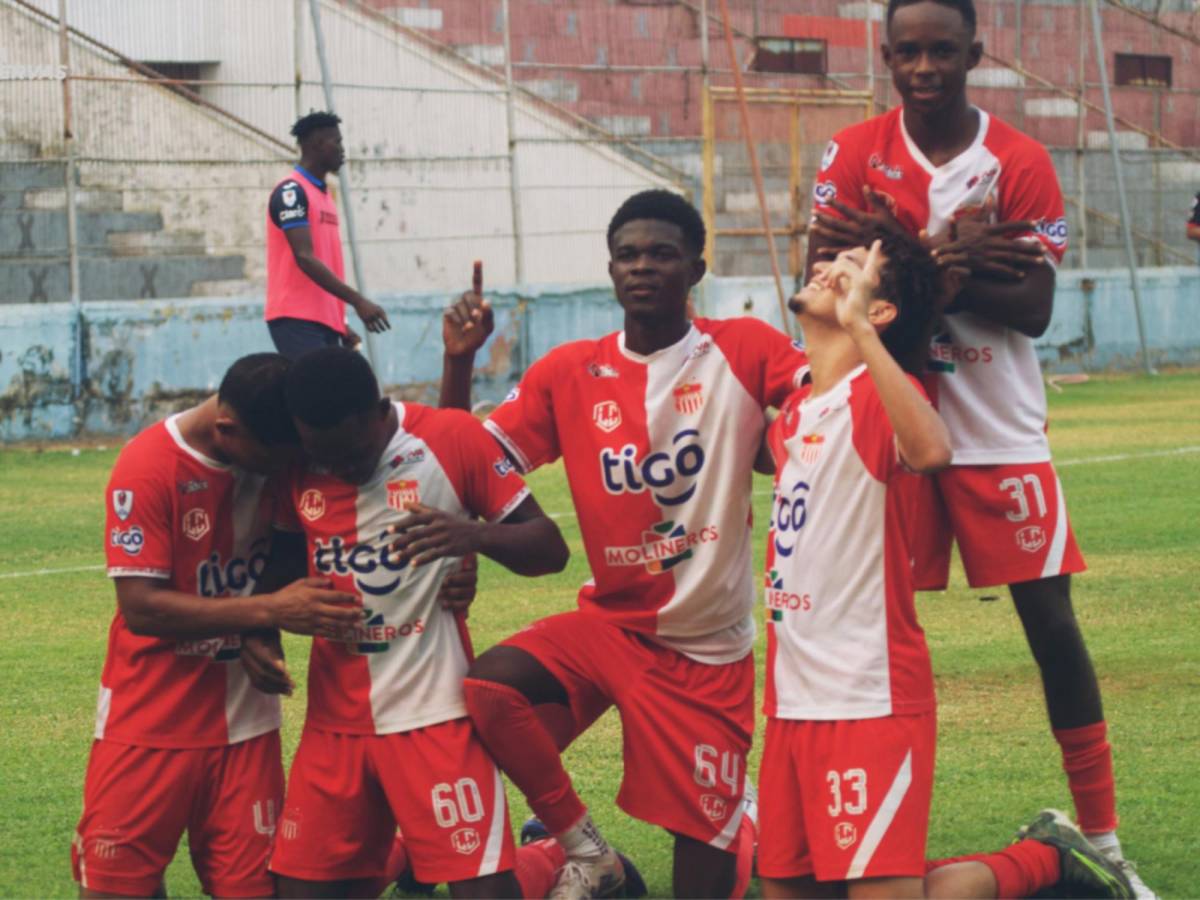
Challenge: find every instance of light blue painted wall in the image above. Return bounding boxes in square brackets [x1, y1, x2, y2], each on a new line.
[2, 268, 1198, 442]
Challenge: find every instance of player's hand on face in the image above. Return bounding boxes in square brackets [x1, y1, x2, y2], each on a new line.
[443, 262, 494, 358]
[436, 553, 478, 617]
[240, 630, 294, 695]
[387, 503, 481, 567]
[933, 195, 1044, 281]
[353, 295, 392, 333]
[812, 187, 908, 258]
[270, 577, 361, 639]
[833, 241, 885, 334]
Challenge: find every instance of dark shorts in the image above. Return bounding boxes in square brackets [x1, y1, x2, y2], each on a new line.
[267, 317, 344, 359]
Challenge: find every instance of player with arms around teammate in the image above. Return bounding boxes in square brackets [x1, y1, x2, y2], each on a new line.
[262, 347, 569, 899]
[265, 111, 389, 358]
[804, 0, 1151, 893]
[74, 353, 362, 898]
[436, 190, 808, 898]
[758, 234, 1132, 900]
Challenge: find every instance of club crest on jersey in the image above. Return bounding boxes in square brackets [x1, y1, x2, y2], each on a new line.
[835, 821, 858, 850]
[1016, 525, 1047, 554]
[601, 429, 705, 506]
[813, 180, 837, 205]
[110, 525, 144, 555]
[673, 381, 704, 414]
[700, 794, 728, 822]
[387, 480, 420, 511]
[452, 827, 481, 856]
[112, 489, 134, 521]
[182, 508, 211, 542]
[867, 153, 903, 180]
[282, 186, 297, 207]
[299, 489, 326, 522]
[587, 362, 620, 378]
[799, 433, 824, 465]
[772, 480, 810, 558]
[604, 520, 719, 574]
[820, 139, 839, 172]
[593, 400, 621, 433]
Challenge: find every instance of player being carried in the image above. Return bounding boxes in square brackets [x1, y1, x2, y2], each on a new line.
[804, 0, 1152, 894]
[260, 346, 578, 898]
[757, 232, 1132, 900]
[432, 190, 808, 898]
[74, 353, 364, 898]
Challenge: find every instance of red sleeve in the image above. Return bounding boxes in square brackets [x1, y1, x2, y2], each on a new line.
[484, 350, 563, 473]
[849, 373, 929, 482]
[768, 390, 804, 474]
[707, 318, 810, 410]
[812, 127, 869, 221]
[105, 442, 174, 579]
[997, 139, 1068, 264]
[439, 410, 532, 522]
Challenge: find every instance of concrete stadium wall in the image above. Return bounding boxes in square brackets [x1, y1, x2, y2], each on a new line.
[2, 267, 1198, 442]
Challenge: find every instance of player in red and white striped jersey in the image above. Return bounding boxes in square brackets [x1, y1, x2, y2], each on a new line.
[438, 191, 805, 898]
[804, 0, 1148, 891]
[759, 235, 1132, 900]
[264, 347, 569, 899]
[74, 354, 363, 898]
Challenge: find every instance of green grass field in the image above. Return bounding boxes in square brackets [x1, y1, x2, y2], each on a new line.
[2, 372, 1198, 898]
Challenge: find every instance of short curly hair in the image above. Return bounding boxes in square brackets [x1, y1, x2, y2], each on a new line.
[290, 110, 342, 143]
[872, 229, 941, 375]
[607, 190, 706, 257]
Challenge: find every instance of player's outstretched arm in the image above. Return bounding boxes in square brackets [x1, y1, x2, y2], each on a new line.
[115, 574, 361, 642]
[388, 495, 568, 577]
[835, 242, 952, 474]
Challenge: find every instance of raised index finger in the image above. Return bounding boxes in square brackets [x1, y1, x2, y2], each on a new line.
[472, 260, 483, 296]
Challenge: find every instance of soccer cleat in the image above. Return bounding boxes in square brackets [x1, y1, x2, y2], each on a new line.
[1095, 848, 1158, 900]
[548, 848, 625, 900]
[1016, 809, 1134, 899]
[523, 817, 644, 898]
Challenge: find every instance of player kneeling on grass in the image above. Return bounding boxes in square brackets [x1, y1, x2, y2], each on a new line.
[259, 347, 571, 899]
[756, 234, 1133, 900]
[74, 353, 365, 899]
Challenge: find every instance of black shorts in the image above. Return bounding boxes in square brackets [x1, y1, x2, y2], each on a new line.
[267, 317, 344, 359]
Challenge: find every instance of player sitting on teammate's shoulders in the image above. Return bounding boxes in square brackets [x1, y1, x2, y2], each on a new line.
[756, 231, 1132, 900]
[257, 346, 572, 899]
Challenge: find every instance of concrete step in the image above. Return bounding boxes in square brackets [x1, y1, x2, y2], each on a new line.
[108, 230, 208, 257]
[0, 254, 246, 304]
[24, 188, 123, 211]
[189, 278, 258, 297]
[0, 210, 164, 257]
[0, 141, 40, 161]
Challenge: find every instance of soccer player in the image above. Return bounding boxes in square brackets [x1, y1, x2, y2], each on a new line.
[265, 347, 571, 899]
[265, 111, 389, 358]
[758, 234, 1132, 900]
[1187, 191, 1200, 262]
[437, 190, 807, 897]
[803, 1, 1151, 894]
[74, 353, 364, 898]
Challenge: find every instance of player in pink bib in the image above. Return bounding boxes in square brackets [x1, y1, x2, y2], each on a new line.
[803, 0, 1150, 893]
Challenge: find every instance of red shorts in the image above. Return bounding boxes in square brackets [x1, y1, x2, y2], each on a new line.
[270, 719, 515, 885]
[911, 462, 1086, 590]
[757, 713, 936, 883]
[72, 731, 282, 897]
[504, 610, 754, 848]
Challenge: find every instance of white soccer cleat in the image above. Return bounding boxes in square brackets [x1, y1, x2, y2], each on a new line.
[1097, 847, 1159, 900]
[548, 847, 626, 900]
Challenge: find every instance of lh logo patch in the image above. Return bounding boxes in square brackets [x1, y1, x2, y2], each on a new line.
[593, 401, 621, 433]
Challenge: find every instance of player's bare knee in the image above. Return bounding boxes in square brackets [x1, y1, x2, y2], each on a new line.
[466, 646, 567, 706]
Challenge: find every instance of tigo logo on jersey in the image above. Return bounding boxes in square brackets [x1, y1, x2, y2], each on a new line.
[112, 489, 134, 521]
[503, 386, 520, 403]
[300, 489, 326, 522]
[799, 433, 824, 465]
[601, 429, 705, 506]
[1034, 216, 1068, 248]
[673, 381, 704, 414]
[196, 539, 270, 597]
[387, 480, 420, 512]
[182, 508, 211, 542]
[1016, 525, 1047, 554]
[772, 480, 810, 558]
[765, 569, 811, 619]
[820, 139, 839, 172]
[593, 400, 621, 433]
[452, 827, 481, 856]
[175, 634, 242, 661]
[813, 181, 837, 205]
[313, 534, 407, 596]
[343, 607, 424, 654]
[604, 520, 719, 574]
[110, 525, 144, 555]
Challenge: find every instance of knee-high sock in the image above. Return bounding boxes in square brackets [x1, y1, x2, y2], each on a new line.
[731, 812, 755, 898]
[463, 677, 588, 834]
[515, 838, 568, 899]
[927, 840, 1060, 899]
[1055, 721, 1118, 833]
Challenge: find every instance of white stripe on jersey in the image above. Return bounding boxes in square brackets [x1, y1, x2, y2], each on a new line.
[1041, 474, 1070, 579]
[93, 685, 112, 739]
[707, 795, 746, 851]
[478, 764, 508, 876]
[845, 750, 913, 880]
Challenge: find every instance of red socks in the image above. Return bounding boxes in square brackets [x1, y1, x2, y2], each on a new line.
[515, 838, 568, 898]
[463, 678, 588, 833]
[928, 839, 1060, 898]
[731, 811, 755, 898]
[1054, 721, 1118, 834]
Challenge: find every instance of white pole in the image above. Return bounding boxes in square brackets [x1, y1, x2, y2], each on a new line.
[501, 0, 525, 288]
[58, 0, 83, 404]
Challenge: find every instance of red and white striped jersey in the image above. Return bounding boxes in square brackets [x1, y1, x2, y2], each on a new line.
[763, 366, 935, 720]
[814, 106, 1067, 465]
[100, 415, 281, 748]
[486, 317, 808, 664]
[277, 403, 530, 735]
